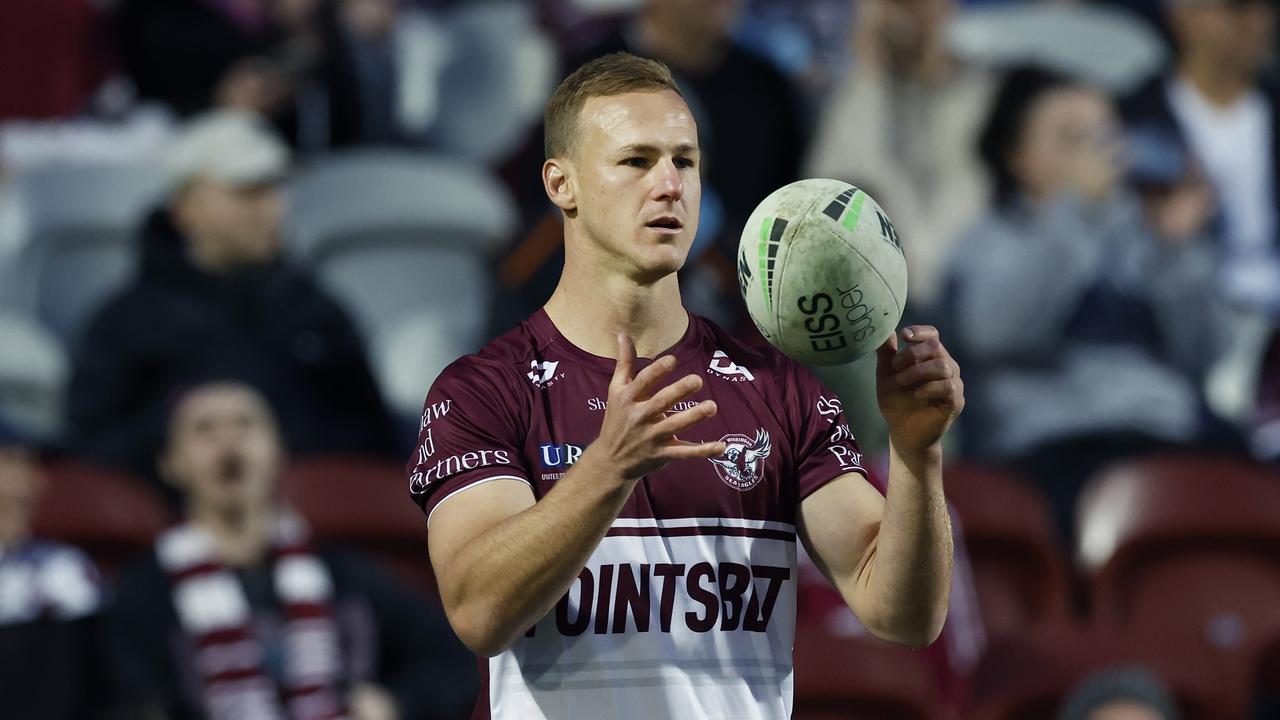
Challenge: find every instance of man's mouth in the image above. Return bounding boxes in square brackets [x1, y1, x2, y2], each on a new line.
[646, 216, 683, 233]
[218, 454, 246, 485]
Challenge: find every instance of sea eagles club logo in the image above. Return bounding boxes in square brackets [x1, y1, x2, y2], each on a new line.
[708, 429, 772, 491]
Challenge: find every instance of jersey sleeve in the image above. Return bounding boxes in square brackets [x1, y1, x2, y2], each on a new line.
[406, 357, 532, 526]
[784, 361, 870, 500]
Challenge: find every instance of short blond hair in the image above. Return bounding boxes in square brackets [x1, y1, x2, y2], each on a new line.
[544, 52, 682, 159]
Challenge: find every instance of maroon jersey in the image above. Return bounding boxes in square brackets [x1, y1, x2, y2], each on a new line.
[407, 309, 868, 720]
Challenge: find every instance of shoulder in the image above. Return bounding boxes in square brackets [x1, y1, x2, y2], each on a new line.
[424, 317, 547, 416]
[691, 314, 802, 391]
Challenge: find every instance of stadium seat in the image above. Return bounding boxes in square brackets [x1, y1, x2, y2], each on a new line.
[943, 463, 1071, 640]
[286, 150, 517, 418]
[10, 162, 166, 345]
[793, 624, 940, 720]
[1077, 454, 1280, 719]
[0, 312, 68, 440]
[31, 460, 172, 577]
[432, 0, 556, 164]
[967, 624, 1219, 720]
[278, 455, 435, 597]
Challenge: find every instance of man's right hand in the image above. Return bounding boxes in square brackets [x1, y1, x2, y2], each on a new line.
[587, 334, 725, 482]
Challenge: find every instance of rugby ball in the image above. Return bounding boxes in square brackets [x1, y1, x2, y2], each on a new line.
[737, 179, 907, 365]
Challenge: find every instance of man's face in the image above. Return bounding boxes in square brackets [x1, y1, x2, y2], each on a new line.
[173, 179, 285, 269]
[162, 384, 283, 514]
[567, 90, 702, 282]
[0, 448, 42, 545]
[1172, 0, 1276, 76]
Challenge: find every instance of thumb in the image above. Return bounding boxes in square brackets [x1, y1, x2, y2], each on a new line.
[612, 333, 637, 388]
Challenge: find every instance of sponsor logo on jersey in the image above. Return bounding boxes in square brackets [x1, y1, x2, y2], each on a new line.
[524, 561, 791, 638]
[527, 360, 564, 388]
[419, 399, 453, 430]
[708, 429, 772, 491]
[587, 397, 608, 411]
[707, 350, 755, 382]
[408, 449, 513, 494]
[827, 444, 863, 472]
[816, 395, 842, 418]
[540, 442, 585, 468]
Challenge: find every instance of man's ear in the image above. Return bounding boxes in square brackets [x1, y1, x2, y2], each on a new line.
[543, 158, 577, 215]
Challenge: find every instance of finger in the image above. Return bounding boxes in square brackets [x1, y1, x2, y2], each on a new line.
[641, 374, 704, 418]
[892, 337, 943, 371]
[612, 333, 637, 389]
[901, 325, 939, 343]
[652, 400, 718, 437]
[657, 439, 728, 462]
[914, 379, 961, 402]
[627, 355, 679, 401]
[875, 332, 899, 371]
[895, 357, 954, 387]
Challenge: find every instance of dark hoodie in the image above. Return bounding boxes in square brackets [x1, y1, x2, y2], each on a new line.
[65, 209, 398, 489]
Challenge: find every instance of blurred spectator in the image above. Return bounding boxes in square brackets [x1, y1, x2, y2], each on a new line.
[1120, 0, 1280, 314]
[0, 0, 115, 121]
[114, 0, 448, 152]
[65, 110, 398, 493]
[0, 417, 108, 720]
[947, 66, 1235, 541]
[1058, 665, 1180, 720]
[806, 0, 995, 314]
[108, 380, 476, 720]
[310, 0, 449, 149]
[115, 0, 295, 119]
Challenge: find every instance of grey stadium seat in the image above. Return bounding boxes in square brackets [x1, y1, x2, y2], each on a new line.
[0, 312, 70, 441]
[287, 150, 517, 417]
[430, 0, 556, 164]
[9, 162, 167, 346]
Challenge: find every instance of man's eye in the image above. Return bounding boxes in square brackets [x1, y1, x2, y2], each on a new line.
[622, 157, 647, 168]
[675, 157, 696, 169]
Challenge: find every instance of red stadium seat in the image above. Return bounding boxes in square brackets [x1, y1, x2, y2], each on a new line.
[943, 463, 1071, 640]
[1076, 454, 1280, 719]
[31, 460, 173, 577]
[793, 623, 942, 720]
[967, 624, 1219, 720]
[278, 455, 436, 597]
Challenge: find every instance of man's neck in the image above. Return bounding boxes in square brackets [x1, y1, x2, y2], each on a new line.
[544, 251, 689, 360]
[1179, 56, 1253, 108]
[190, 502, 274, 568]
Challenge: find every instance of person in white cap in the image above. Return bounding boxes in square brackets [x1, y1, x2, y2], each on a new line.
[65, 110, 398, 494]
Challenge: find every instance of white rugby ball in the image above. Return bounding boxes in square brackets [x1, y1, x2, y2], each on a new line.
[737, 179, 907, 365]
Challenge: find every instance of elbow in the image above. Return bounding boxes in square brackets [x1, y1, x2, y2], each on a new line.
[858, 602, 950, 649]
[447, 601, 521, 658]
[865, 607, 947, 648]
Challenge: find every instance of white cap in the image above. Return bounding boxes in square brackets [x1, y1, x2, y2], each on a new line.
[163, 109, 290, 192]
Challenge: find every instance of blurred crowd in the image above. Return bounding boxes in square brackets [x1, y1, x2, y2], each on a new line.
[2, 0, 1280, 718]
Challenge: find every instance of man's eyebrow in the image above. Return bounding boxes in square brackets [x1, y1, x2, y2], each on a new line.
[615, 143, 701, 155]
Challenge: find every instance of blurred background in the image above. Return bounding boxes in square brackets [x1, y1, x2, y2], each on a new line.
[1, 0, 1280, 718]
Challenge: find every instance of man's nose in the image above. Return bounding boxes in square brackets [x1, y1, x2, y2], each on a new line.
[652, 159, 684, 202]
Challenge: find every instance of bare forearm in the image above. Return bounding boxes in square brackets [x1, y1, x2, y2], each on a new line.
[856, 440, 953, 646]
[442, 450, 633, 655]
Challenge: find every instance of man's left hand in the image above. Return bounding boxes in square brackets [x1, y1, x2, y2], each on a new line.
[875, 325, 964, 456]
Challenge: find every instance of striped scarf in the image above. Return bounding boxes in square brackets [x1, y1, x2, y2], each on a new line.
[156, 514, 348, 720]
